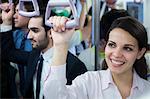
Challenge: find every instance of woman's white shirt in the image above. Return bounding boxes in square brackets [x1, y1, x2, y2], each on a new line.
[43, 65, 150, 99]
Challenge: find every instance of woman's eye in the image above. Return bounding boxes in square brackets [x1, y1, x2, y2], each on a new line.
[107, 43, 116, 48]
[124, 47, 133, 52]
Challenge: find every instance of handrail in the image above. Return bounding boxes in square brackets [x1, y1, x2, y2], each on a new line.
[45, 0, 79, 28]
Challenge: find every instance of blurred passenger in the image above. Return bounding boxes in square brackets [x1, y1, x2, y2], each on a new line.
[75, 7, 92, 56]
[100, 0, 117, 19]
[0, 2, 17, 98]
[12, 2, 32, 98]
[105, 0, 117, 9]
[0, 1, 32, 98]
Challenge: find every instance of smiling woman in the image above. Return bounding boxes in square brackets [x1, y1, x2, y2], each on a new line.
[103, 16, 148, 80]
[105, 27, 145, 78]
[43, 16, 150, 99]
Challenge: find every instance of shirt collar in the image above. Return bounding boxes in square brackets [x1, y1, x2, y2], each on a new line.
[101, 69, 145, 92]
[132, 69, 144, 92]
[42, 47, 53, 62]
[101, 69, 114, 90]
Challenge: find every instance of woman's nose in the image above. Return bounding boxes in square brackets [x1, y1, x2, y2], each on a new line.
[112, 48, 123, 58]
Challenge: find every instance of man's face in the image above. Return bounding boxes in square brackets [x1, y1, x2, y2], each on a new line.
[13, 4, 30, 28]
[106, 0, 116, 4]
[28, 17, 49, 50]
[105, 0, 116, 8]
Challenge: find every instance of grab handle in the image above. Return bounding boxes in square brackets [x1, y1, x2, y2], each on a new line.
[18, 0, 40, 17]
[45, 0, 79, 28]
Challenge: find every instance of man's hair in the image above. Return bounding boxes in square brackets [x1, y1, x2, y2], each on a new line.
[100, 9, 130, 40]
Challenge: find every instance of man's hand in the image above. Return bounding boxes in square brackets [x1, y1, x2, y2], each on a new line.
[0, 3, 14, 25]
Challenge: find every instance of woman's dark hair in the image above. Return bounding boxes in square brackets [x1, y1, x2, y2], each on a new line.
[102, 16, 148, 80]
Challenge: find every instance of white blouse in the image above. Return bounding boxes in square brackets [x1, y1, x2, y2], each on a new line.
[43, 65, 150, 99]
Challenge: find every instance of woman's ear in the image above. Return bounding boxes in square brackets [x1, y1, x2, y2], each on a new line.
[137, 48, 146, 59]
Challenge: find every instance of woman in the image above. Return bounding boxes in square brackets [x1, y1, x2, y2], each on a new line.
[43, 16, 150, 99]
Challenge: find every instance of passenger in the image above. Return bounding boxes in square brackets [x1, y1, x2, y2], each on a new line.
[0, 2, 17, 98]
[100, 9, 130, 52]
[43, 16, 150, 99]
[76, 7, 92, 56]
[0, 1, 32, 98]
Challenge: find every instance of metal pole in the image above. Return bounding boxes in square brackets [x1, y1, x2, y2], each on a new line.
[92, 0, 100, 71]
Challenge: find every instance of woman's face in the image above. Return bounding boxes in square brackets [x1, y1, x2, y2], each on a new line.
[105, 28, 145, 75]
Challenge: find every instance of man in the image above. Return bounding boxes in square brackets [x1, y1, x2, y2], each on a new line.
[100, 0, 117, 19]
[1, 2, 87, 99]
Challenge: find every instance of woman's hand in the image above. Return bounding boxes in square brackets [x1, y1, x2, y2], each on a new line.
[48, 16, 75, 66]
[49, 16, 75, 46]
